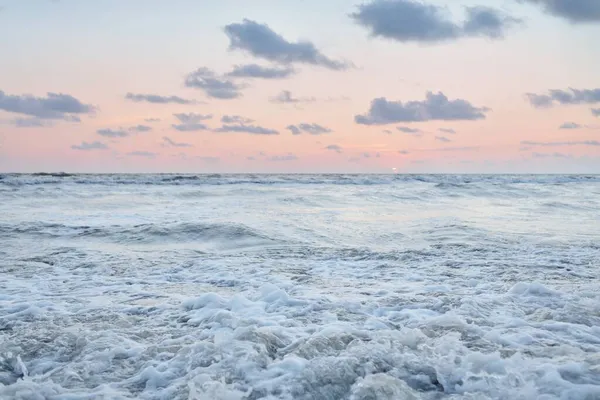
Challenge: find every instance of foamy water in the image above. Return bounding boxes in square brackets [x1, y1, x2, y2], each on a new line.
[1, 174, 599, 399]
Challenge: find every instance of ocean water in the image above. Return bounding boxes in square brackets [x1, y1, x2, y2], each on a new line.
[1, 174, 600, 400]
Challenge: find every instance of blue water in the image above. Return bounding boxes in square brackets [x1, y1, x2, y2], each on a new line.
[1, 174, 599, 399]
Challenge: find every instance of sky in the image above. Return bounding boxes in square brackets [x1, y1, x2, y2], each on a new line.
[0, 0, 599, 173]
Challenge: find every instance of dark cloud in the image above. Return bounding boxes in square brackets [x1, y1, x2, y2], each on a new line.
[521, 140, 600, 147]
[97, 128, 128, 138]
[162, 136, 193, 148]
[224, 19, 349, 70]
[397, 126, 423, 134]
[519, 0, 600, 23]
[0, 90, 94, 120]
[270, 90, 316, 104]
[172, 113, 212, 132]
[436, 136, 451, 142]
[127, 151, 157, 158]
[145, 118, 161, 123]
[71, 141, 108, 151]
[593, 108, 600, 117]
[526, 88, 600, 108]
[214, 123, 279, 135]
[12, 118, 48, 128]
[383, 129, 394, 134]
[125, 93, 197, 105]
[439, 128, 457, 134]
[559, 122, 583, 130]
[268, 153, 298, 161]
[287, 123, 332, 135]
[184, 67, 244, 99]
[325, 144, 343, 153]
[226, 64, 296, 79]
[221, 115, 253, 124]
[356, 92, 489, 125]
[129, 125, 152, 132]
[351, 1, 519, 43]
[533, 152, 572, 158]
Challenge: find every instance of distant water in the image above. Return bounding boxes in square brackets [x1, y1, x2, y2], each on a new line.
[1, 174, 599, 399]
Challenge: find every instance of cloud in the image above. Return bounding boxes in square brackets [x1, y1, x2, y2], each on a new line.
[592, 108, 600, 117]
[214, 123, 279, 135]
[12, 118, 48, 128]
[184, 67, 244, 99]
[224, 19, 349, 70]
[521, 140, 600, 147]
[145, 118, 161, 123]
[195, 156, 220, 164]
[172, 113, 212, 132]
[362, 152, 381, 159]
[435, 136, 452, 142]
[129, 124, 152, 132]
[533, 152, 573, 158]
[71, 141, 108, 151]
[247, 156, 256, 161]
[97, 128, 128, 138]
[162, 136, 193, 148]
[127, 151, 157, 158]
[287, 123, 332, 135]
[383, 129, 394, 134]
[325, 144, 343, 153]
[270, 90, 316, 104]
[355, 92, 489, 125]
[519, 0, 600, 23]
[221, 115, 253, 124]
[439, 128, 456, 134]
[397, 126, 423, 134]
[526, 88, 600, 108]
[559, 122, 584, 130]
[125, 92, 197, 105]
[350, 1, 519, 43]
[226, 64, 296, 79]
[0, 90, 94, 120]
[268, 153, 298, 161]
[398, 150, 410, 155]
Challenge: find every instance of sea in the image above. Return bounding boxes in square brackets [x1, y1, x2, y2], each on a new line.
[1, 173, 599, 400]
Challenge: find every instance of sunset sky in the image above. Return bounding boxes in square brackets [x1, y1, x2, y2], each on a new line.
[1, 0, 599, 173]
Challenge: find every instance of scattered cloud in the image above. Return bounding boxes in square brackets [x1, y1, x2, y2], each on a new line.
[270, 90, 316, 104]
[145, 118, 161, 123]
[397, 126, 423, 134]
[521, 140, 600, 147]
[172, 113, 213, 132]
[162, 136, 193, 148]
[127, 151, 157, 158]
[71, 141, 108, 151]
[383, 129, 393, 134]
[221, 115, 253, 124]
[356, 92, 489, 125]
[97, 128, 128, 138]
[526, 88, 600, 108]
[226, 64, 296, 79]
[325, 144, 343, 153]
[125, 92, 197, 105]
[0, 90, 94, 121]
[362, 152, 381, 159]
[247, 156, 256, 161]
[436, 136, 452, 142]
[268, 153, 298, 161]
[195, 156, 220, 164]
[12, 118, 48, 128]
[398, 150, 410, 155]
[533, 152, 573, 158]
[184, 67, 244, 99]
[439, 128, 456, 134]
[224, 19, 349, 70]
[592, 108, 600, 117]
[559, 122, 583, 130]
[129, 124, 152, 132]
[519, 0, 600, 24]
[287, 123, 332, 135]
[351, 1, 519, 43]
[214, 123, 279, 135]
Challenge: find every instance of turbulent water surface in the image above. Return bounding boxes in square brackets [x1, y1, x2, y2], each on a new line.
[1, 174, 600, 400]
